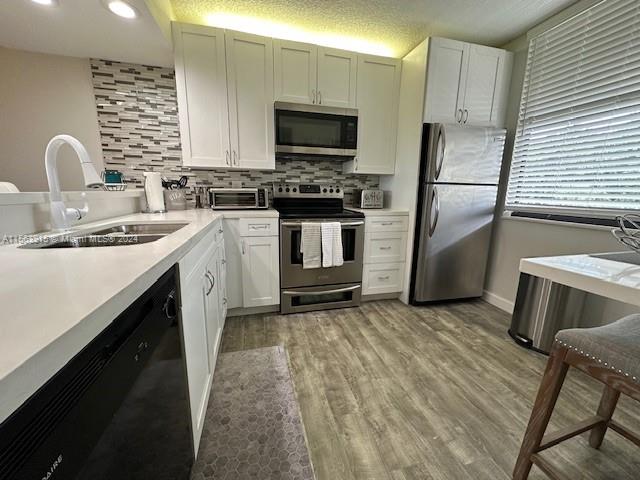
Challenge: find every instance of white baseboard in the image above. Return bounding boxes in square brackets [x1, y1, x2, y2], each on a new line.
[482, 290, 515, 314]
[227, 305, 279, 317]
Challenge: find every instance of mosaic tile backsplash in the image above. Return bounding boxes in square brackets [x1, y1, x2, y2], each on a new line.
[90, 59, 379, 206]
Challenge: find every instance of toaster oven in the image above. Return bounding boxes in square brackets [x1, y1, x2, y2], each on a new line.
[353, 189, 384, 209]
[209, 188, 269, 209]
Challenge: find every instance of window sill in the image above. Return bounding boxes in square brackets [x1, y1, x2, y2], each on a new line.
[500, 213, 616, 232]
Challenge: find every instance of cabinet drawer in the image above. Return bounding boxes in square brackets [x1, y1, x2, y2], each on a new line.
[239, 218, 279, 237]
[363, 263, 405, 295]
[366, 216, 408, 233]
[364, 231, 407, 264]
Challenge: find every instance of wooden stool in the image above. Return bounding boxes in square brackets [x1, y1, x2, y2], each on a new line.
[514, 314, 640, 479]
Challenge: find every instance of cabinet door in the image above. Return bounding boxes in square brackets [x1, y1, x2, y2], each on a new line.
[274, 39, 317, 104]
[180, 267, 213, 452]
[173, 23, 230, 168]
[241, 236, 280, 307]
[226, 31, 275, 170]
[223, 219, 243, 309]
[204, 252, 221, 372]
[347, 55, 400, 175]
[217, 241, 228, 322]
[423, 38, 468, 124]
[462, 44, 507, 127]
[317, 47, 357, 107]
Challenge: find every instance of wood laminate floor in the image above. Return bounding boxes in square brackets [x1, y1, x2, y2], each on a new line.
[220, 300, 640, 479]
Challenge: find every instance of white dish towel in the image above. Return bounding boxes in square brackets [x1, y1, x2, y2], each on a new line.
[321, 222, 343, 268]
[300, 222, 321, 269]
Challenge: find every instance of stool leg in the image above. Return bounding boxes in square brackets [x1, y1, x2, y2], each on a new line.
[589, 385, 620, 449]
[514, 345, 569, 480]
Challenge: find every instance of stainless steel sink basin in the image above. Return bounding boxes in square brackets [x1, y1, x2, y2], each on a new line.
[590, 251, 640, 266]
[20, 234, 168, 249]
[18, 222, 188, 249]
[88, 223, 187, 236]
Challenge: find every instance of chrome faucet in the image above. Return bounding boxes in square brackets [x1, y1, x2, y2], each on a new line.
[45, 135, 104, 231]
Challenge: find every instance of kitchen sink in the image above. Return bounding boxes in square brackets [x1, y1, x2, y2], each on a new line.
[590, 251, 640, 266]
[18, 222, 188, 249]
[20, 234, 168, 249]
[87, 222, 187, 236]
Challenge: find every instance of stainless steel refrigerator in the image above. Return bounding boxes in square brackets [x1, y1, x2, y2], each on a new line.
[410, 123, 506, 303]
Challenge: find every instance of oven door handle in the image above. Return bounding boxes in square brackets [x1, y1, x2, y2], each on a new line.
[282, 285, 361, 296]
[280, 221, 365, 228]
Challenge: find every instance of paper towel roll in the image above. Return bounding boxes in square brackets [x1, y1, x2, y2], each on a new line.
[143, 172, 166, 212]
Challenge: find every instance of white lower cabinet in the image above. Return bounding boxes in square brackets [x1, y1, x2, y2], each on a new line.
[178, 219, 226, 456]
[361, 213, 409, 296]
[241, 236, 280, 307]
[363, 263, 405, 295]
[223, 217, 280, 312]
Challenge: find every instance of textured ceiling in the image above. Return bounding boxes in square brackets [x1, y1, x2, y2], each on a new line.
[171, 0, 578, 57]
[0, 0, 173, 66]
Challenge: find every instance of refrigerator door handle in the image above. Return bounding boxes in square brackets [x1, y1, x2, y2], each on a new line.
[434, 127, 445, 181]
[428, 186, 440, 237]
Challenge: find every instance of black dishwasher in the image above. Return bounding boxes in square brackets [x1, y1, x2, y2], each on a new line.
[0, 266, 193, 480]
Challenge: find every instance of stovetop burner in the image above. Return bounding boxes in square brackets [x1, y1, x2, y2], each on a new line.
[272, 182, 364, 220]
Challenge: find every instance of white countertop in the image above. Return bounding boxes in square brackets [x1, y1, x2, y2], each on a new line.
[0, 207, 278, 423]
[349, 207, 410, 216]
[520, 252, 640, 307]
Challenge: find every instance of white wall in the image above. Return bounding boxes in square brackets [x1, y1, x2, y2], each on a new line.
[0, 47, 103, 192]
[483, 21, 628, 312]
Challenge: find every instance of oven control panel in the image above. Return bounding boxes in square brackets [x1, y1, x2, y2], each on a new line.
[272, 183, 343, 199]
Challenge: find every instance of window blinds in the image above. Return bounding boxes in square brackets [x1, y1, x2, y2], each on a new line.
[505, 0, 640, 215]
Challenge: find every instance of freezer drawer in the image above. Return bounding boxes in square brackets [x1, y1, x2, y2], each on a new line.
[412, 183, 498, 302]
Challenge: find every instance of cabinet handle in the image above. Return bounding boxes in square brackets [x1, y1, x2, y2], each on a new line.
[463, 109, 469, 124]
[378, 275, 390, 281]
[223, 298, 227, 305]
[379, 246, 392, 250]
[456, 109, 463, 123]
[318, 90, 322, 104]
[218, 228, 223, 234]
[312, 89, 316, 104]
[225, 150, 230, 166]
[205, 270, 215, 295]
[354, 156, 358, 172]
[380, 222, 393, 226]
[221, 259, 226, 265]
[241, 239, 245, 255]
[233, 150, 238, 165]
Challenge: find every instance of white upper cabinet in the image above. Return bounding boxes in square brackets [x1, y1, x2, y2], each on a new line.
[424, 37, 512, 128]
[226, 31, 275, 170]
[317, 47, 357, 107]
[463, 44, 510, 127]
[274, 41, 357, 107]
[423, 38, 467, 125]
[344, 54, 401, 175]
[173, 23, 275, 170]
[273, 39, 317, 104]
[173, 24, 230, 168]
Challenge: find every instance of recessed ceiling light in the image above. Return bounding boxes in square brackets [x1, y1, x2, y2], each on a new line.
[31, 0, 58, 5]
[106, 1, 137, 19]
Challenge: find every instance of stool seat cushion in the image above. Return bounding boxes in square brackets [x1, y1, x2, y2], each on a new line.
[556, 314, 640, 383]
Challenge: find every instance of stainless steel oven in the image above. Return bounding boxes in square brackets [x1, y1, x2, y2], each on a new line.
[275, 102, 358, 157]
[279, 218, 364, 314]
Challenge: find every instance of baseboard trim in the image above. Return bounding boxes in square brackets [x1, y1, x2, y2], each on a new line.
[362, 292, 401, 302]
[227, 305, 279, 317]
[482, 290, 515, 314]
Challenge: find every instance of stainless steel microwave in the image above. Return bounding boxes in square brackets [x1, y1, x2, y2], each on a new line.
[274, 102, 358, 157]
[209, 188, 269, 209]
